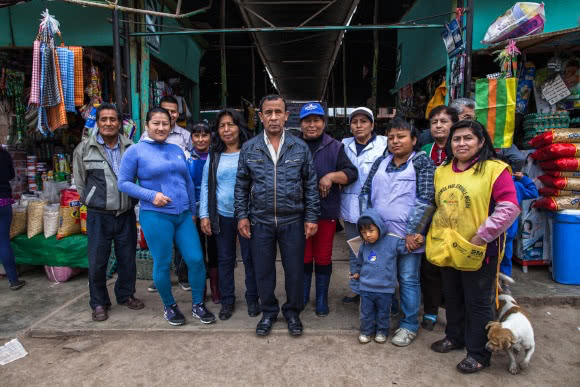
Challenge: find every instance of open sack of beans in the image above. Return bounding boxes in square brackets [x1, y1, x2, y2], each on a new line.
[27, 199, 48, 238]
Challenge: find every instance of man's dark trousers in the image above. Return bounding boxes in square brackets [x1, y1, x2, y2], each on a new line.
[87, 209, 137, 309]
[251, 220, 305, 320]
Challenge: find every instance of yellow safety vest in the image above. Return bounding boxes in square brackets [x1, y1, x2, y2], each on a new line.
[426, 159, 508, 271]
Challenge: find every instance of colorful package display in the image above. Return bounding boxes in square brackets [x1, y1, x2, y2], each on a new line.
[529, 129, 580, 148]
[56, 189, 81, 240]
[539, 187, 580, 197]
[516, 62, 536, 114]
[532, 196, 580, 211]
[531, 143, 580, 161]
[516, 199, 545, 260]
[543, 170, 580, 178]
[539, 158, 580, 171]
[538, 175, 580, 191]
[475, 77, 516, 148]
[80, 205, 87, 234]
[482, 2, 545, 45]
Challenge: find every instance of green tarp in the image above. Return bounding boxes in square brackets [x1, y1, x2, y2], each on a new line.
[11, 234, 88, 268]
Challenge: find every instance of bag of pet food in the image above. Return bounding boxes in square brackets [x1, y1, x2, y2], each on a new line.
[543, 170, 580, 178]
[482, 2, 545, 45]
[539, 187, 580, 197]
[43, 204, 60, 238]
[10, 204, 27, 239]
[517, 199, 546, 260]
[27, 199, 48, 238]
[538, 175, 580, 191]
[532, 196, 580, 211]
[539, 158, 580, 171]
[56, 189, 82, 240]
[529, 129, 580, 148]
[44, 266, 83, 283]
[531, 143, 580, 161]
[80, 205, 88, 234]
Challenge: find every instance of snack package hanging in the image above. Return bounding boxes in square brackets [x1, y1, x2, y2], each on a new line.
[539, 158, 580, 171]
[482, 2, 545, 45]
[27, 199, 48, 238]
[538, 175, 580, 191]
[475, 77, 516, 148]
[529, 128, 580, 148]
[56, 189, 81, 239]
[539, 187, 580, 197]
[10, 204, 27, 239]
[531, 143, 580, 161]
[532, 196, 580, 211]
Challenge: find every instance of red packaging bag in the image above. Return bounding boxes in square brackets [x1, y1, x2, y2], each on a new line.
[532, 196, 580, 211]
[538, 175, 580, 191]
[529, 129, 580, 148]
[543, 170, 580, 178]
[539, 158, 580, 171]
[531, 144, 580, 161]
[539, 187, 580, 197]
[56, 189, 82, 239]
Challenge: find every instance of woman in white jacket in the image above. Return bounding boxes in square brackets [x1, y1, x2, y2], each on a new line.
[340, 107, 388, 304]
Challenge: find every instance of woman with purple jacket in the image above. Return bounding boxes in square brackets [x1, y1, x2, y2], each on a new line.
[359, 117, 435, 347]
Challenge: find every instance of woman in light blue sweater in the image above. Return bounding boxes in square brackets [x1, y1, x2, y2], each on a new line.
[199, 108, 259, 321]
[118, 107, 215, 326]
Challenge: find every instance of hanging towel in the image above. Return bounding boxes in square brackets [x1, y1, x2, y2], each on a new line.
[47, 49, 68, 131]
[67, 46, 84, 106]
[56, 47, 75, 112]
[29, 40, 41, 105]
[40, 43, 61, 107]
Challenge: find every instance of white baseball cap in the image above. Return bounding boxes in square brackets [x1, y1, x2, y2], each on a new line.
[349, 107, 374, 123]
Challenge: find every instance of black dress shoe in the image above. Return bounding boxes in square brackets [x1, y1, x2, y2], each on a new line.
[456, 356, 489, 374]
[247, 300, 261, 317]
[219, 303, 234, 320]
[341, 294, 360, 304]
[256, 316, 276, 336]
[287, 316, 303, 336]
[421, 318, 436, 331]
[431, 337, 464, 353]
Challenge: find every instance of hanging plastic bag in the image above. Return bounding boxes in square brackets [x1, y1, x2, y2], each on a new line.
[482, 2, 545, 45]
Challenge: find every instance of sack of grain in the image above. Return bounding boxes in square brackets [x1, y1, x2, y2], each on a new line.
[56, 189, 82, 240]
[543, 170, 580, 178]
[529, 129, 580, 148]
[538, 175, 580, 191]
[531, 143, 580, 161]
[539, 158, 580, 171]
[10, 204, 27, 239]
[532, 196, 580, 211]
[43, 203, 60, 238]
[27, 199, 48, 238]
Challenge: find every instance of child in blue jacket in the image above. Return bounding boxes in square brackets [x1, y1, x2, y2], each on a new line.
[501, 171, 539, 281]
[351, 208, 398, 344]
[187, 122, 220, 303]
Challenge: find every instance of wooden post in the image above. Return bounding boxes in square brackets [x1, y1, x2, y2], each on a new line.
[220, 0, 227, 108]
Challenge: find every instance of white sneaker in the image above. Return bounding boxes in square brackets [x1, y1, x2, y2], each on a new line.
[358, 334, 371, 344]
[391, 328, 417, 347]
[374, 333, 387, 344]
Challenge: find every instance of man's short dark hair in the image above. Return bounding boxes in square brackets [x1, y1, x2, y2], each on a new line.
[259, 94, 287, 112]
[428, 105, 459, 123]
[159, 95, 179, 106]
[96, 103, 121, 121]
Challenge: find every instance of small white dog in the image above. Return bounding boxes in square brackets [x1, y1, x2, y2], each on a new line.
[486, 275, 535, 375]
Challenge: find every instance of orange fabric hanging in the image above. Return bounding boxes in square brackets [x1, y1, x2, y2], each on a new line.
[47, 49, 68, 131]
[67, 46, 84, 106]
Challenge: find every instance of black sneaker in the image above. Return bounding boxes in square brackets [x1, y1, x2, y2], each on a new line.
[247, 300, 261, 317]
[147, 282, 157, 292]
[163, 304, 186, 326]
[192, 302, 216, 324]
[219, 303, 235, 320]
[10, 280, 26, 291]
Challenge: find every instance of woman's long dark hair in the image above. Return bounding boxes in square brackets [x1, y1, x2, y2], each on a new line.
[443, 120, 498, 174]
[212, 108, 251, 153]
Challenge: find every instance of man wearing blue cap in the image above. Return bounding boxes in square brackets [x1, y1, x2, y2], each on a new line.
[299, 102, 358, 317]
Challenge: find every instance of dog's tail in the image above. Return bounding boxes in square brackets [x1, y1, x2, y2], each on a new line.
[499, 272, 515, 285]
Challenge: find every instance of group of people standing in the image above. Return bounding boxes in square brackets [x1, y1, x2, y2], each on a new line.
[0, 93, 521, 374]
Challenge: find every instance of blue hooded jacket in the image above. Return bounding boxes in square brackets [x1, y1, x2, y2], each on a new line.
[355, 208, 398, 294]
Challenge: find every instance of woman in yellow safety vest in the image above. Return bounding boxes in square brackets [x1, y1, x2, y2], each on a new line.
[427, 120, 520, 374]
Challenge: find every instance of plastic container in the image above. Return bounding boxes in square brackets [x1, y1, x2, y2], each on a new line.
[551, 210, 580, 285]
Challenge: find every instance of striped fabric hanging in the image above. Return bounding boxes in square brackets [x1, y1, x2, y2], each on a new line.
[475, 77, 517, 148]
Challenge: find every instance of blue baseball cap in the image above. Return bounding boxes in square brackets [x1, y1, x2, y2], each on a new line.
[299, 102, 325, 120]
